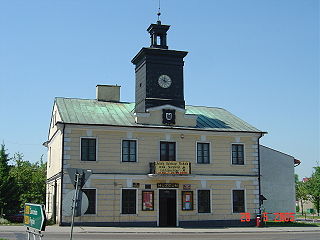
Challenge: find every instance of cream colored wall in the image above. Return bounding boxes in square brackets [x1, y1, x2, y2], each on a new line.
[48, 103, 62, 140]
[62, 127, 259, 176]
[46, 106, 64, 223]
[47, 130, 63, 179]
[46, 178, 61, 223]
[61, 177, 259, 224]
[59, 125, 260, 224]
[135, 107, 197, 127]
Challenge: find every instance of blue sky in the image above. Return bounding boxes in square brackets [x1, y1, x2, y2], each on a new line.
[0, 0, 318, 179]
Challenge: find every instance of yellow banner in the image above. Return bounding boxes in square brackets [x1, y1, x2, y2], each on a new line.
[154, 161, 190, 175]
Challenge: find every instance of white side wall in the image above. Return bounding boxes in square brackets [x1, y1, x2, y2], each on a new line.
[260, 145, 295, 214]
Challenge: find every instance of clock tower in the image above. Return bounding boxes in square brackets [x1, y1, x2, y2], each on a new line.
[132, 21, 188, 113]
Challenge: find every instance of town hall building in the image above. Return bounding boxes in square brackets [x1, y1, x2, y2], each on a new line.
[45, 20, 268, 227]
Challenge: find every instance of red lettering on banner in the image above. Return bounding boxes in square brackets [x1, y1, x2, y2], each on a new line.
[240, 212, 251, 222]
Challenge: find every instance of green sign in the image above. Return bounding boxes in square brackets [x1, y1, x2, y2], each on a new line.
[24, 203, 46, 231]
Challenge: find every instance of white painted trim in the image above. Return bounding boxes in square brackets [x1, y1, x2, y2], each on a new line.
[134, 112, 150, 117]
[46, 128, 62, 147]
[80, 137, 98, 162]
[195, 141, 212, 164]
[147, 104, 186, 113]
[120, 139, 138, 163]
[65, 124, 263, 137]
[196, 189, 212, 214]
[126, 132, 133, 139]
[86, 130, 93, 137]
[82, 188, 97, 216]
[231, 188, 247, 214]
[120, 188, 138, 215]
[230, 143, 246, 166]
[89, 174, 258, 181]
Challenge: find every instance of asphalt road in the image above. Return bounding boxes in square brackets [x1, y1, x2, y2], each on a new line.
[1, 232, 320, 240]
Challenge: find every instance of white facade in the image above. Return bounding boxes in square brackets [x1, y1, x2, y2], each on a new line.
[260, 145, 296, 215]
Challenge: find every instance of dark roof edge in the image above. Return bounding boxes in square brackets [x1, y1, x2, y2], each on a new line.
[57, 121, 267, 134]
[260, 145, 295, 158]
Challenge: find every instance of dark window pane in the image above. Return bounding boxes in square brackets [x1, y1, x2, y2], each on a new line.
[233, 190, 245, 213]
[122, 140, 137, 162]
[81, 138, 96, 161]
[82, 189, 96, 214]
[197, 143, 210, 164]
[122, 189, 136, 214]
[160, 142, 176, 161]
[232, 144, 244, 165]
[198, 190, 210, 213]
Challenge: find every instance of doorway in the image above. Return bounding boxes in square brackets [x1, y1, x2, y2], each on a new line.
[159, 189, 177, 227]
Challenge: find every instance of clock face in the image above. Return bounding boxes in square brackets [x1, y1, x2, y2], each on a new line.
[158, 75, 172, 88]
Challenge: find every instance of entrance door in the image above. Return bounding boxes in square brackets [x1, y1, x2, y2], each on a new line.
[159, 189, 177, 227]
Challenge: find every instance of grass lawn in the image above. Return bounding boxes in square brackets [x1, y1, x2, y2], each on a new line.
[296, 214, 320, 219]
[264, 221, 320, 227]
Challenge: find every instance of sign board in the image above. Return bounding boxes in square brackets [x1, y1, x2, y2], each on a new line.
[67, 168, 92, 189]
[157, 183, 179, 188]
[62, 190, 89, 217]
[24, 203, 46, 231]
[154, 161, 191, 175]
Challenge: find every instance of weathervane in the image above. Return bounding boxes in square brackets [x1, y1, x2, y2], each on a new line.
[157, 0, 161, 23]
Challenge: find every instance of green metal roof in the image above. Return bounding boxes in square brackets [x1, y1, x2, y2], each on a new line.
[55, 97, 263, 133]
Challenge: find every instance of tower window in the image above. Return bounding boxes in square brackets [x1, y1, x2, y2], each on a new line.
[157, 35, 161, 45]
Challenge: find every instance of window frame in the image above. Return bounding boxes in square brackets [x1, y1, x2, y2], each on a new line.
[232, 189, 246, 213]
[121, 188, 138, 215]
[231, 143, 245, 165]
[159, 141, 176, 161]
[80, 137, 97, 161]
[197, 189, 211, 213]
[196, 142, 211, 164]
[82, 188, 97, 215]
[121, 139, 138, 163]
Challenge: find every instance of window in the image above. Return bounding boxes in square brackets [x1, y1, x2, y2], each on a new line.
[198, 190, 211, 213]
[142, 191, 154, 211]
[122, 189, 136, 214]
[182, 191, 193, 210]
[232, 144, 244, 165]
[122, 140, 137, 162]
[160, 142, 176, 161]
[82, 189, 96, 214]
[233, 190, 245, 213]
[81, 138, 96, 161]
[197, 143, 210, 164]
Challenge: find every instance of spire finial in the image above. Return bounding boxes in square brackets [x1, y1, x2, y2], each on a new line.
[157, 0, 161, 23]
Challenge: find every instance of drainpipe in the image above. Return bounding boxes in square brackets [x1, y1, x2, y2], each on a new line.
[59, 124, 66, 226]
[257, 133, 263, 216]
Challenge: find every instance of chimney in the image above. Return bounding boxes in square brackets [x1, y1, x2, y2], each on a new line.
[96, 85, 120, 102]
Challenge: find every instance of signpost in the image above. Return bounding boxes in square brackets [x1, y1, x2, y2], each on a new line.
[66, 168, 92, 240]
[24, 203, 46, 239]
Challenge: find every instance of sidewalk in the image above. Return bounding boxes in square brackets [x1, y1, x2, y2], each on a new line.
[1, 225, 319, 234]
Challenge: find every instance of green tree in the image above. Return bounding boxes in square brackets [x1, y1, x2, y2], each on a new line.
[0, 144, 12, 215]
[296, 178, 309, 215]
[306, 166, 320, 216]
[9, 153, 47, 209]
